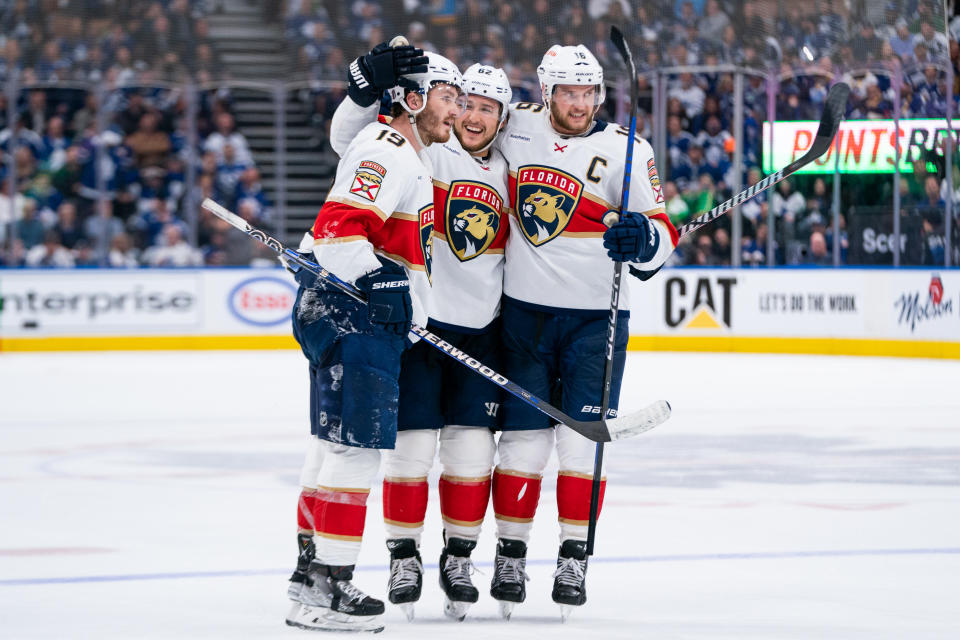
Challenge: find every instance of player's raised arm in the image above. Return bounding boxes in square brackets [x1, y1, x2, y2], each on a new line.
[330, 39, 427, 156]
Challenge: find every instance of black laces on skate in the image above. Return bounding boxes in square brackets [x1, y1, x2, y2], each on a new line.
[552, 556, 586, 587]
[389, 556, 423, 592]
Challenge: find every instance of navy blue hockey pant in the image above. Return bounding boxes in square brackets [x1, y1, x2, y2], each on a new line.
[500, 297, 628, 431]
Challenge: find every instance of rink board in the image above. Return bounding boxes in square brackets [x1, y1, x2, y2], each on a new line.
[0, 267, 957, 358]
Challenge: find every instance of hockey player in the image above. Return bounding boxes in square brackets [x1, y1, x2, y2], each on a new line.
[487, 44, 678, 619]
[327, 58, 513, 622]
[284, 47, 465, 633]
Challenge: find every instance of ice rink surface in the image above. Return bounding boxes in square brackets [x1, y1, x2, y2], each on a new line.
[1, 349, 958, 639]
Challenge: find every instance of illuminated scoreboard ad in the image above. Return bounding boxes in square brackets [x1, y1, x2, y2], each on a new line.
[762, 119, 958, 174]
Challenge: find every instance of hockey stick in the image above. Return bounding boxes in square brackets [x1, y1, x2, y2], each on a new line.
[676, 81, 850, 239]
[585, 25, 637, 557]
[201, 197, 670, 443]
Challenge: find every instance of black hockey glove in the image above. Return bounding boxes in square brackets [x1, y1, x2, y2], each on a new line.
[355, 262, 413, 336]
[347, 41, 429, 107]
[602, 210, 660, 263]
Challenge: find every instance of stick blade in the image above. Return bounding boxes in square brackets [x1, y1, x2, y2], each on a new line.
[606, 400, 671, 441]
[814, 82, 849, 144]
[609, 25, 633, 69]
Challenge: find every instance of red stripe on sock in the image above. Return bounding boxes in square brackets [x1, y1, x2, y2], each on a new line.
[439, 475, 491, 525]
[556, 473, 605, 523]
[492, 469, 541, 521]
[314, 488, 369, 539]
[297, 489, 318, 532]
[382, 478, 429, 527]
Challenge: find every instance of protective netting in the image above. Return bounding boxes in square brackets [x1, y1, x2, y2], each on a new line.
[0, 0, 956, 267]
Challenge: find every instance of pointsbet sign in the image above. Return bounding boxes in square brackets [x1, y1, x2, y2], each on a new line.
[762, 119, 958, 174]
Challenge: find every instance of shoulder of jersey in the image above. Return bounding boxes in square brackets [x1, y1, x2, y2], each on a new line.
[592, 120, 655, 155]
[346, 121, 421, 165]
[507, 102, 548, 122]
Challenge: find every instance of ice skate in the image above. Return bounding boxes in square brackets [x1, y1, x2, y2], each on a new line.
[286, 563, 385, 633]
[386, 538, 422, 621]
[490, 538, 528, 620]
[552, 539, 588, 622]
[439, 537, 479, 621]
[287, 533, 315, 603]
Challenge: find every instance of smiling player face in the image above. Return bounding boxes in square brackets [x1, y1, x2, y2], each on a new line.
[454, 94, 503, 153]
[549, 84, 598, 136]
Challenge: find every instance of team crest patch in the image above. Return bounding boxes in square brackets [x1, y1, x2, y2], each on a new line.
[350, 160, 386, 202]
[419, 203, 434, 281]
[647, 158, 663, 203]
[445, 180, 503, 261]
[515, 165, 583, 246]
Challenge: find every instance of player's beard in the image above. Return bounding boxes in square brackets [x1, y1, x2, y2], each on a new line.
[415, 107, 452, 146]
[455, 121, 496, 154]
[549, 101, 594, 136]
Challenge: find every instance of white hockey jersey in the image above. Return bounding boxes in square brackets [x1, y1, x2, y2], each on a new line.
[304, 119, 434, 327]
[497, 102, 679, 313]
[329, 100, 509, 331]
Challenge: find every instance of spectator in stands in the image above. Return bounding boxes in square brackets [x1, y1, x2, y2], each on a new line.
[125, 111, 171, 170]
[15, 198, 44, 249]
[698, 0, 729, 46]
[856, 83, 893, 119]
[914, 21, 949, 61]
[25, 229, 75, 267]
[215, 143, 249, 203]
[234, 167, 271, 226]
[801, 230, 829, 265]
[685, 173, 719, 220]
[84, 199, 124, 258]
[889, 18, 915, 62]
[131, 197, 186, 249]
[852, 22, 883, 63]
[771, 179, 806, 229]
[666, 114, 695, 169]
[204, 111, 253, 166]
[53, 201, 84, 250]
[40, 116, 71, 171]
[671, 142, 708, 191]
[670, 72, 706, 119]
[107, 232, 140, 268]
[142, 224, 203, 267]
[697, 114, 732, 166]
[663, 180, 691, 227]
[0, 113, 44, 159]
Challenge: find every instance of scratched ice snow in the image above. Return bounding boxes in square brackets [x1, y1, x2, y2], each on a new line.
[1, 350, 958, 639]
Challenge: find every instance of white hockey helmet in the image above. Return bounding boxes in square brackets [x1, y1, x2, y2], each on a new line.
[537, 44, 606, 109]
[462, 63, 512, 123]
[389, 51, 464, 116]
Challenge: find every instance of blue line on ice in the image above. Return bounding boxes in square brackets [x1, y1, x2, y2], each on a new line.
[3, 547, 959, 587]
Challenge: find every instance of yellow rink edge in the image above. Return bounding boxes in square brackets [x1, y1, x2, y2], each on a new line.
[2, 334, 959, 360]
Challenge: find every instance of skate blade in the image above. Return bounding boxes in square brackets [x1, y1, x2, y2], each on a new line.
[399, 603, 415, 622]
[559, 604, 573, 623]
[442, 597, 470, 622]
[286, 604, 385, 633]
[498, 601, 515, 620]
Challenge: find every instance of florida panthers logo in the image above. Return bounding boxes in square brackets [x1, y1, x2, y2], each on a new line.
[419, 203, 434, 281]
[445, 180, 503, 262]
[515, 165, 582, 246]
